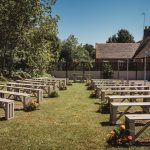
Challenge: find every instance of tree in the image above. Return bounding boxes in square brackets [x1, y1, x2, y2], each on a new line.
[83, 44, 96, 59]
[107, 29, 135, 43]
[0, 0, 59, 78]
[59, 35, 78, 64]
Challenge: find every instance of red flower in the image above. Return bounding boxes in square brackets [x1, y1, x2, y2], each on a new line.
[127, 135, 133, 140]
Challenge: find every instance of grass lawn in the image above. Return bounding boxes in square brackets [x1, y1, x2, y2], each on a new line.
[0, 83, 149, 150]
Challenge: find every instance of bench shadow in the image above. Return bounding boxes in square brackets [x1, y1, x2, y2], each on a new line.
[94, 102, 100, 105]
[135, 140, 150, 147]
[0, 117, 6, 121]
[14, 108, 23, 111]
[100, 121, 114, 126]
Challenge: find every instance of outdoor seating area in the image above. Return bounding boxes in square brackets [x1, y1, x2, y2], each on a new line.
[0, 77, 68, 120]
[90, 79, 150, 144]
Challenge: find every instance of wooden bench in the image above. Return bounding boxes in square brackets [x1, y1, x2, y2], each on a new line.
[0, 85, 43, 103]
[0, 90, 30, 108]
[107, 95, 150, 104]
[0, 98, 14, 120]
[125, 114, 150, 141]
[96, 86, 149, 98]
[7, 82, 53, 97]
[101, 90, 150, 101]
[110, 102, 150, 124]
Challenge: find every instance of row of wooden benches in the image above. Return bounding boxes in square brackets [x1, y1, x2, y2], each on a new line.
[91, 79, 150, 142]
[0, 78, 68, 120]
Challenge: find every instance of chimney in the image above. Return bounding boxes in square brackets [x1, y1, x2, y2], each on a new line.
[144, 26, 150, 39]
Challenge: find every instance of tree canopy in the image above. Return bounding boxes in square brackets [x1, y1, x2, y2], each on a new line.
[0, 0, 60, 78]
[106, 29, 135, 43]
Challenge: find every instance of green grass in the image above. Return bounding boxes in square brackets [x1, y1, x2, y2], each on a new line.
[0, 83, 149, 150]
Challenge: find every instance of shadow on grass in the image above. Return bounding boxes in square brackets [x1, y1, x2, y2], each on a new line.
[0, 117, 6, 121]
[94, 102, 100, 105]
[15, 108, 23, 111]
[135, 140, 150, 147]
[100, 121, 114, 126]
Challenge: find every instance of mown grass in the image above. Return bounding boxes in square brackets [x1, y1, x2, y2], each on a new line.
[0, 83, 149, 150]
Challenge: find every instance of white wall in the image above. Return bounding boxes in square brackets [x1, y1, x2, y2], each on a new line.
[51, 71, 150, 80]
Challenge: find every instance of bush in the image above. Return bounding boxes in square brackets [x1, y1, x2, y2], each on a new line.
[59, 86, 67, 90]
[50, 91, 59, 98]
[67, 81, 73, 86]
[0, 74, 7, 81]
[89, 91, 97, 98]
[24, 100, 39, 112]
[85, 80, 91, 86]
[99, 101, 110, 114]
[12, 70, 31, 80]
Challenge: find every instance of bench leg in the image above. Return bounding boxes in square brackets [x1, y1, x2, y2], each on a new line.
[101, 92, 105, 102]
[110, 105, 117, 125]
[37, 90, 43, 102]
[125, 117, 135, 141]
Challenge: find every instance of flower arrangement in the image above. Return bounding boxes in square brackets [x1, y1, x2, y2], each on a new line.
[25, 100, 39, 111]
[107, 124, 133, 147]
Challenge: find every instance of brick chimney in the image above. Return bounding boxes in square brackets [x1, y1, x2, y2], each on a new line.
[144, 26, 150, 39]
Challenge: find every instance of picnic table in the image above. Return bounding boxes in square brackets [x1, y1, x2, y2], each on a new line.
[101, 89, 150, 101]
[0, 98, 14, 120]
[72, 73, 91, 82]
[107, 95, 150, 103]
[0, 85, 43, 102]
[0, 90, 30, 108]
[96, 85, 149, 98]
[109, 102, 150, 124]
[7, 82, 53, 97]
[125, 114, 150, 141]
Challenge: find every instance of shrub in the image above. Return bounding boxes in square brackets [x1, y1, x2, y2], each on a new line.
[59, 86, 67, 90]
[24, 100, 39, 112]
[89, 91, 96, 98]
[99, 101, 110, 114]
[12, 70, 31, 80]
[107, 124, 133, 147]
[85, 80, 91, 86]
[67, 81, 73, 86]
[50, 91, 59, 98]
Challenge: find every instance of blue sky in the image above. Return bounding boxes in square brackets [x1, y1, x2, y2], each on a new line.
[53, 0, 150, 46]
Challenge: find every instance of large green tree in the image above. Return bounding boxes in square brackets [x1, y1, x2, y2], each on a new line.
[106, 29, 135, 43]
[83, 44, 95, 59]
[0, 0, 59, 78]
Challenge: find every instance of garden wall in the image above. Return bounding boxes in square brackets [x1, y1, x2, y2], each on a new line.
[51, 71, 150, 80]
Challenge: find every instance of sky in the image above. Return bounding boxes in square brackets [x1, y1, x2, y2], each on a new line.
[53, 0, 150, 46]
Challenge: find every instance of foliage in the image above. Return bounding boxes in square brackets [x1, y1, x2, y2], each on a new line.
[103, 64, 114, 79]
[24, 100, 39, 111]
[50, 91, 59, 97]
[107, 29, 135, 43]
[0, 0, 59, 78]
[83, 44, 96, 59]
[67, 81, 73, 86]
[99, 100, 110, 114]
[59, 35, 93, 70]
[89, 90, 97, 98]
[107, 124, 133, 147]
[12, 70, 31, 80]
